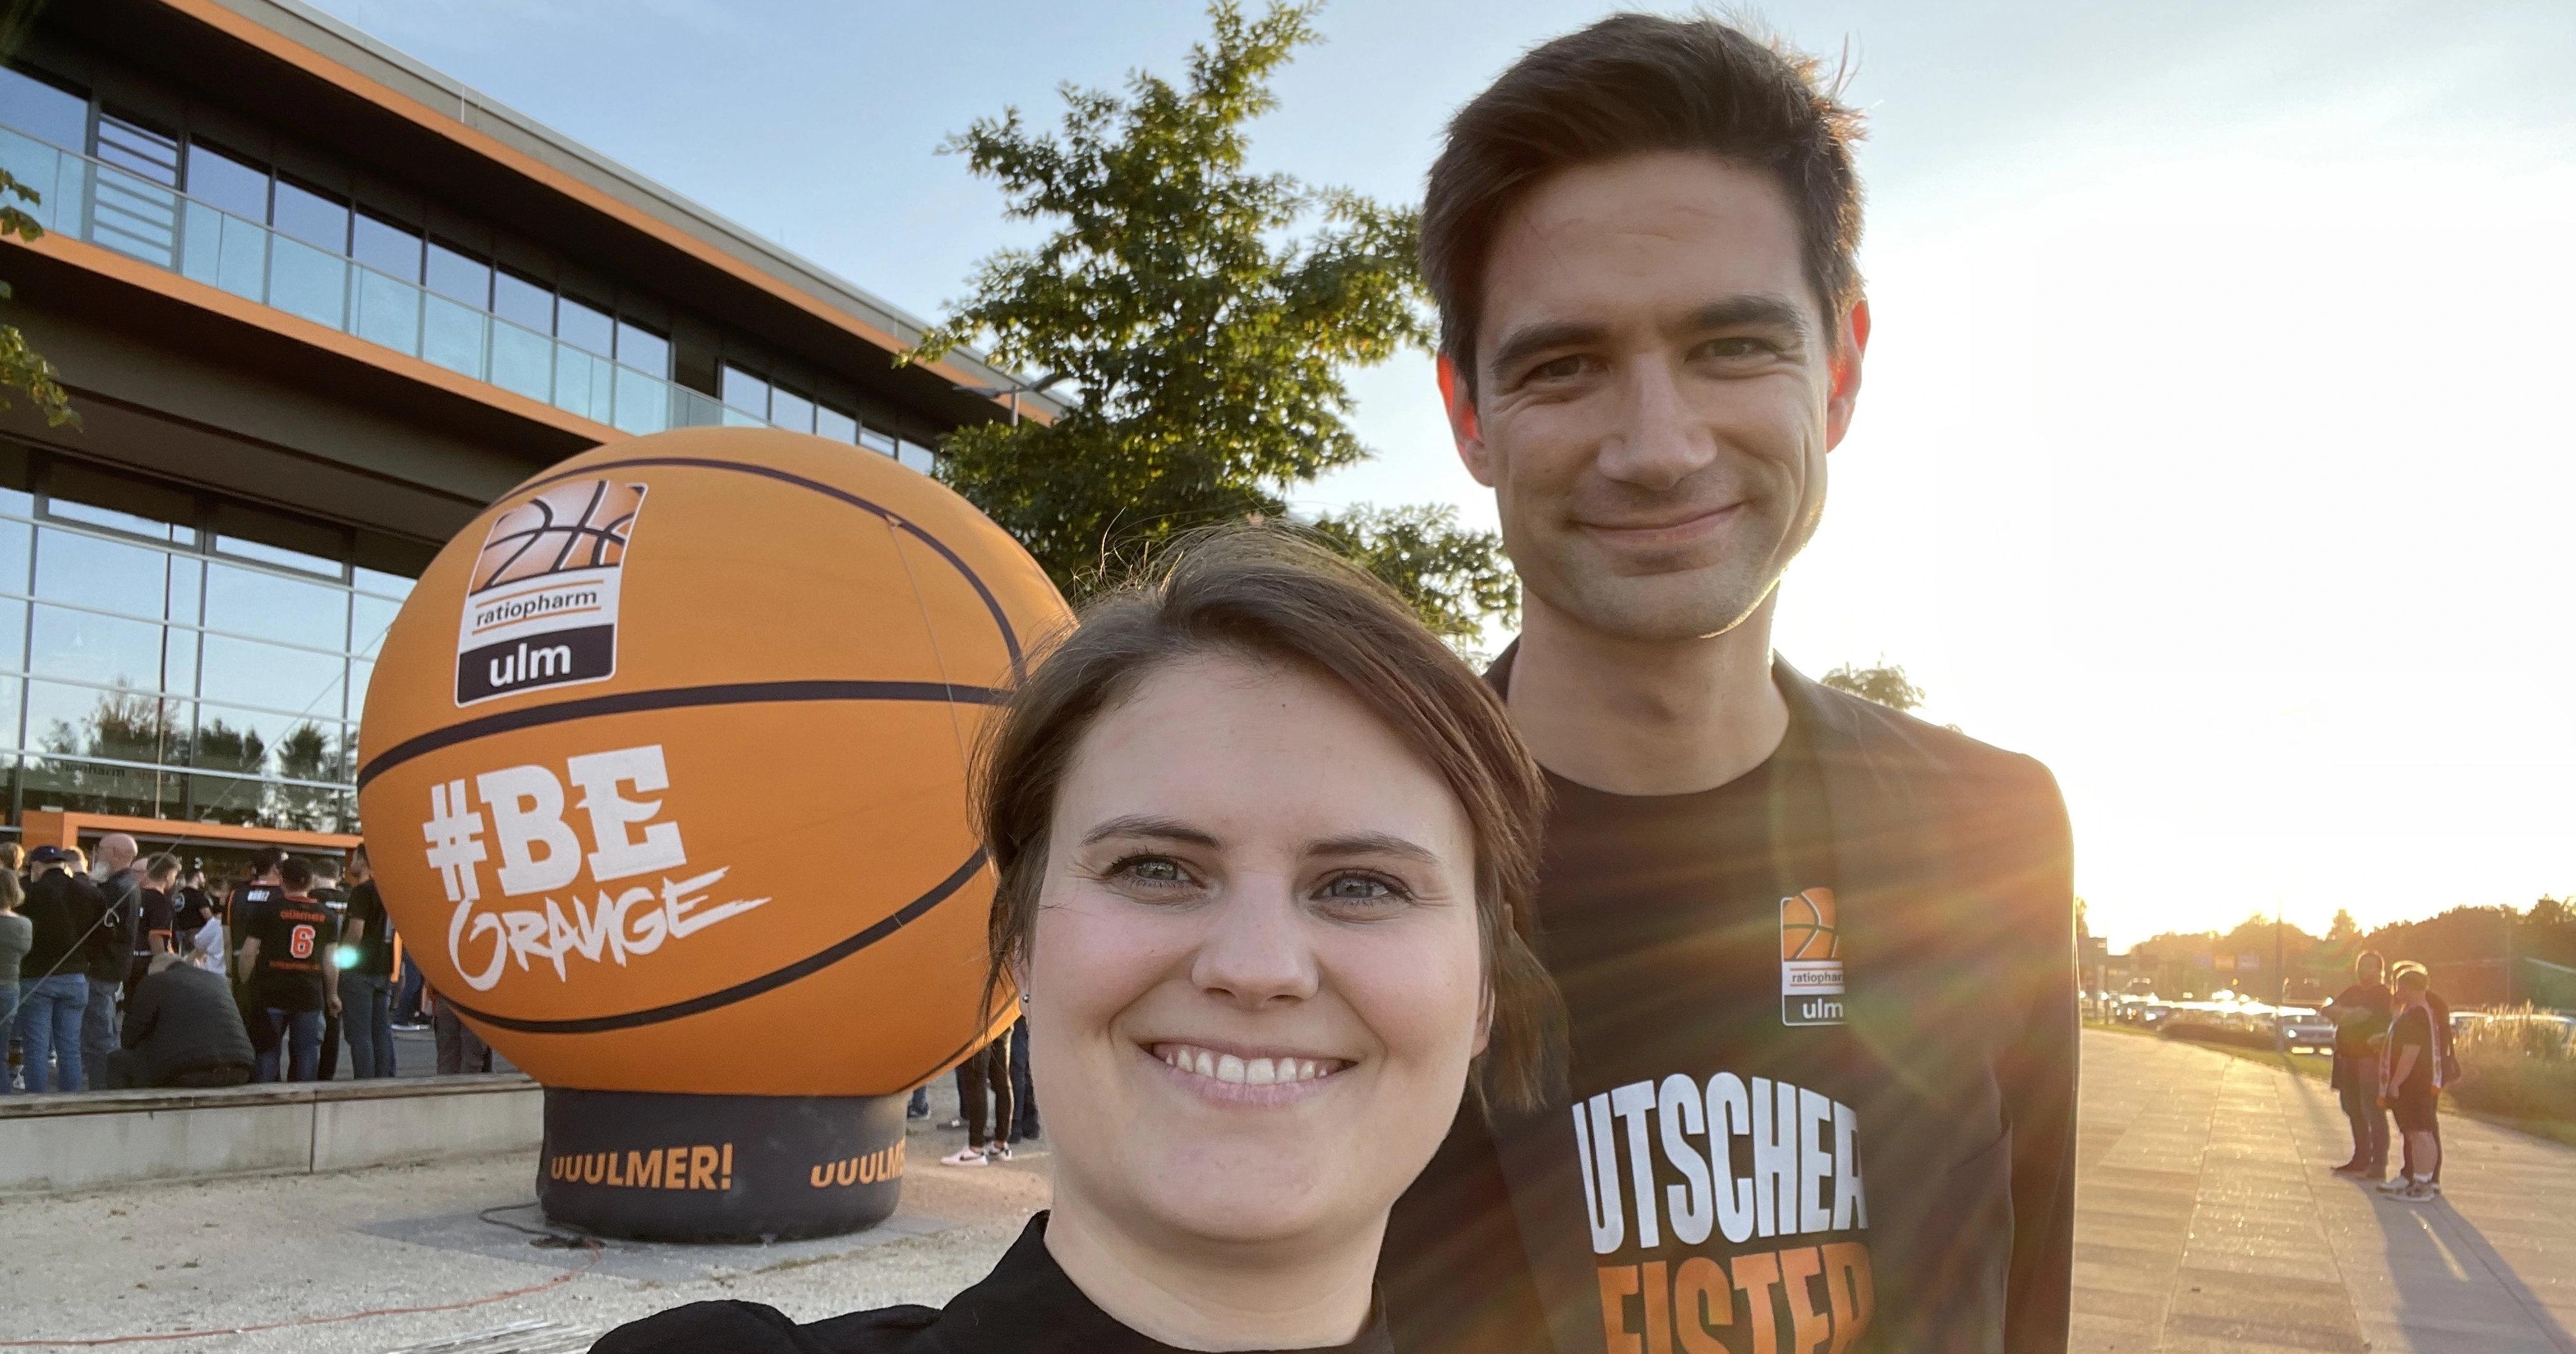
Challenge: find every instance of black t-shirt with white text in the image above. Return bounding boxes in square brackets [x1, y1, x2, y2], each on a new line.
[247, 892, 332, 1012]
[1498, 717, 1880, 1354]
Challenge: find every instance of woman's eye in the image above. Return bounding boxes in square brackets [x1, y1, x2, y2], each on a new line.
[1315, 874, 1409, 908]
[1121, 857, 1186, 884]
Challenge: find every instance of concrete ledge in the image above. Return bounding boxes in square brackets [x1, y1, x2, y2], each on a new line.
[0, 1074, 542, 1195]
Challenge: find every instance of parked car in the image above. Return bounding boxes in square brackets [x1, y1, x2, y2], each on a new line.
[2276, 1007, 2334, 1053]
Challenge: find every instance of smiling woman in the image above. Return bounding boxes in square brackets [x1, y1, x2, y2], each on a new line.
[595, 528, 1563, 1353]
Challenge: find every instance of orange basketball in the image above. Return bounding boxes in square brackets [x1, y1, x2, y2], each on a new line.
[1781, 888, 1840, 962]
[357, 428, 1068, 1097]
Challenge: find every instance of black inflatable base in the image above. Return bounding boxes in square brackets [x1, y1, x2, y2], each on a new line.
[536, 1087, 907, 1243]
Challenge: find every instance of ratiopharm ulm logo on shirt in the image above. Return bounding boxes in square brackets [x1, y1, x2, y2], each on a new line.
[456, 480, 647, 706]
[1781, 887, 1844, 1026]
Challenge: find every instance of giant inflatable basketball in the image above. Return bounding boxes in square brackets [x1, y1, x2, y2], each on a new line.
[357, 427, 1068, 1240]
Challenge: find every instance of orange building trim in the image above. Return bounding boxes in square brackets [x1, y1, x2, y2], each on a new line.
[20, 230, 629, 445]
[19, 810, 362, 855]
[155, 0, 1050, 428]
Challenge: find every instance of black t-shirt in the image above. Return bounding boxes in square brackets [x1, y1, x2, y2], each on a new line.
[341, 880, 396, 978]
[2389, 1005, 2435, 1098]
[131, 886, 176, 977]
[2329, 982, 2391, 1058]
[173, 887, 217, 943]
[594, 1213, 1393, 1354]
[88, 867, 141, 983]
[246, 892, 333, 1012]
[1480, 722, 1879, 1354]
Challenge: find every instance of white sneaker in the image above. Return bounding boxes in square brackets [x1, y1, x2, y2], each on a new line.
[2400, 1180, 2439, 1202]
[986, 1142, 1013, 1162]
[939, 1146, 989, 1168]
[2376, 1176, 2411, 1194]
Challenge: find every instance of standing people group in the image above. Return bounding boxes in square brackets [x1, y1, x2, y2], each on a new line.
[0, 836, 415, 1092]
[2326, 949, 2454, 1201]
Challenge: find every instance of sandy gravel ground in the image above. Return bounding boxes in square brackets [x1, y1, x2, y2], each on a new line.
[1, 1081, 1046, 1352]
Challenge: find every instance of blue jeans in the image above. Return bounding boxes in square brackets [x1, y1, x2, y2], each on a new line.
[15, 973, 88, 1092]
[394, 955, 425, 1023]
[256, 1008, 323, 1083]
[81, 975, 119, 1091]
[340, 973, 395, 1078]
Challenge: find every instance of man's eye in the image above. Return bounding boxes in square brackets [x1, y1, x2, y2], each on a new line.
[1528, 354, 1591, 382]
[1698, 337, 1778, 360]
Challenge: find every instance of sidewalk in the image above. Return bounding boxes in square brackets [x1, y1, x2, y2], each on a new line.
[2075, 1028, 2576, 1353]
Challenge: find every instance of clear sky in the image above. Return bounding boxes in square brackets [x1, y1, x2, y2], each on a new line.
[309, 0, 2575, 950]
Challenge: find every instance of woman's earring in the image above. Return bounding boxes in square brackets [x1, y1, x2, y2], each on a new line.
[1018, 991, 1031, 1006]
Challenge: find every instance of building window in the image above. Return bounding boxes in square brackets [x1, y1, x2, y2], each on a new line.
[0, 450, 427, 833]
[556, 294, 614, 359]
[617, 320, 670, 379]
[816, 405, 857, 445]
[0, 64, 88, 153]
[426, 238, 492, 307]
[352, 209, 422, 282]
[493, 266, 553, 334]
[270, 176, 349, 254]
[183, 139, 268, 221]
[770, 386, 814, 435]
[720, 363, 768, 418]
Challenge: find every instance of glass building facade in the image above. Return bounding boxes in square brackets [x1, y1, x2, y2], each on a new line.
[0, 446, 424, 835]
[0, 61, 942, 466]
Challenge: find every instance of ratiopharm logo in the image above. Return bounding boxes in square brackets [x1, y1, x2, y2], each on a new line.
[456, 480, 646, 706]
[1781, 886, 1846, 1026]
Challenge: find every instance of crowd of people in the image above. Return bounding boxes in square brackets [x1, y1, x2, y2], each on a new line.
[0, 835, 490, 1093]
[2324, 949, 2458, 1201]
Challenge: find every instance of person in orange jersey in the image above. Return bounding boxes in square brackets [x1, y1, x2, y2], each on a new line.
[1381, 16, 2078, 1354]
[599, 531, 1563, 1353]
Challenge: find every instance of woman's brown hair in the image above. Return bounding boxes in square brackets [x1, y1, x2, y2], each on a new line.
[975, 526, 1563, 1111]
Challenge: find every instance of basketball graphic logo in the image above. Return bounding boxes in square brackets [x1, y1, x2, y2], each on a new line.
[1781, 886, 1846, 1026]
[472, 480, 645, 591]
[455, 480, 647, 706]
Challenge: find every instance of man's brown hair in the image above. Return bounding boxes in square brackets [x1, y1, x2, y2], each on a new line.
[1422, 13, 1866, 393]
[973, 526, 1564, 1111]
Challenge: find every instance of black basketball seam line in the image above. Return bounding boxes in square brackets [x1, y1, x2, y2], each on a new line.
[546, 480, 608, 578]
[478, 495, 560, 593]
[891, 1025, 1000, 1100]
[507, 455, 1023, 666]
[355, 680, 1009, 789]
[442, 848, 988, 1035]
[471, 491, 636, 593]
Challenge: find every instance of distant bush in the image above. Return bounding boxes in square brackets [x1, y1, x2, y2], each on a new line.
[2446, 1005, 2576, 1125]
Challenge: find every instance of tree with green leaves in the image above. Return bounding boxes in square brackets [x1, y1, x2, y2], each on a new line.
[0, 167, 75, 427]
[1820, 659, 1925, 713]
[908, 0, 1510, 644]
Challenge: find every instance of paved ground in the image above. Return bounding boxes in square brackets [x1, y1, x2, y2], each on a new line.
[0, 1077, 1043, 1352]
[2075, 1028, 2575, 1353]
[4, 1029, 2569, 1350]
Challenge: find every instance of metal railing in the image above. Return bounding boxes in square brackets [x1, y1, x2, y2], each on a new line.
[0, 128, 759, 436]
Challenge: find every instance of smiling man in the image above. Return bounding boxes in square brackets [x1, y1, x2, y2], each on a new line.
[1380, 16, 2077, 1354]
